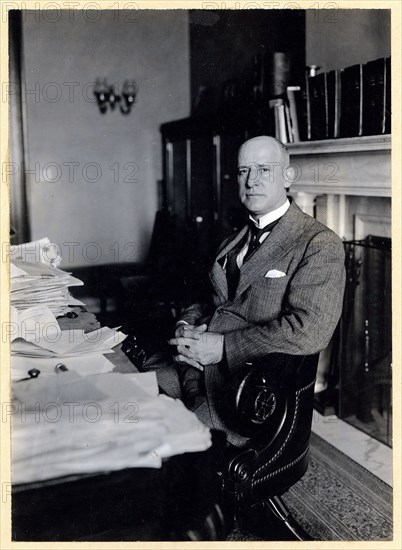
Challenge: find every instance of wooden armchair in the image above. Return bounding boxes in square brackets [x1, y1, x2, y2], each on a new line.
[218, 352, 319, 540]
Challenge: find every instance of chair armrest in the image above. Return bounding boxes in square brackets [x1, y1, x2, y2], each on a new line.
[223, 354, 318, 486]
[223, 353, 319, 440]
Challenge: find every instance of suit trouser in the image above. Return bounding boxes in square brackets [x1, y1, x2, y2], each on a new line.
[141, 352, 215, 429]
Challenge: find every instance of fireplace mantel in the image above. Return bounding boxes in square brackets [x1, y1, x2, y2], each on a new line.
[287, 135, 391, 198]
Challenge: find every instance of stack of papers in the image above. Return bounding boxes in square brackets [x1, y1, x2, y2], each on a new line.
[12, 372, 212, 484]
[11, 259, 84, 318]
[11, 305, 63, 343]
[11, 324, 127, 358]
[9, 241, 127, 379]
[10, 304, 127, 382]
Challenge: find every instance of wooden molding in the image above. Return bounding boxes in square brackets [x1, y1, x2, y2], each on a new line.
[288, 135, 391, 155]
[288, 135, 391, 197]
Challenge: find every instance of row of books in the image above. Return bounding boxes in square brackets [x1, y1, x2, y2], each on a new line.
[270, 57, 391, 143]
[305, 57, 391, 141]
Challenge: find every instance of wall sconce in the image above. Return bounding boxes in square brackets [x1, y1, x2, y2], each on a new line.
[93, 78, 138, 115]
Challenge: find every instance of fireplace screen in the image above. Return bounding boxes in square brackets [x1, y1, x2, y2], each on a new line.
[336, 236, 392, 447]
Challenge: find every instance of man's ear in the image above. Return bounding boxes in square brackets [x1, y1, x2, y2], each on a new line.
[284, 165, 295, 189]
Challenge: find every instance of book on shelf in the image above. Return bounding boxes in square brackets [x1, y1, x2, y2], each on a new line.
[363, 57, 391, 136]
[300, 70, 312, 141]
[269, 98, 291, 144]
[340, 64, 364, 138]
[327, 69, 342, 138]
[284, 100, 293, 143]
[310, 73, 329, 140]
[286, 86, 301, 142]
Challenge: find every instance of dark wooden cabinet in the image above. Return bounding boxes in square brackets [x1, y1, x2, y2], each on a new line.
[161, 118, 249, 269]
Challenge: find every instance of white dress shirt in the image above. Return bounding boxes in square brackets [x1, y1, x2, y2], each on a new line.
[236, 199, 290, 268]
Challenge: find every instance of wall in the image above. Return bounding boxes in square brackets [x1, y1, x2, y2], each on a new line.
[22, 10, 190, 267]
[306, 9, 391, 72]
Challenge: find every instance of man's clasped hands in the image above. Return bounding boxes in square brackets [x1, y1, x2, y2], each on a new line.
[168, 324, 224, 369]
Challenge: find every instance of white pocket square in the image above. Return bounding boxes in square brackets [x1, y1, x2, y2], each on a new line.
[265, 269, 286, 278]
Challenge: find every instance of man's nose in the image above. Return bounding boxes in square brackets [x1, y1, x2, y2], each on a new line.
[246, 167, 260, 187]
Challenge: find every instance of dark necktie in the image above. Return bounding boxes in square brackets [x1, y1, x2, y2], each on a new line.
[225, 217, 281, 300]
[225, 232, 249, 300]
[243, 218, 280, 262]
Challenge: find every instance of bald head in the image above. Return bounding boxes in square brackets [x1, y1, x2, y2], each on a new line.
[238, 136, 290, 169]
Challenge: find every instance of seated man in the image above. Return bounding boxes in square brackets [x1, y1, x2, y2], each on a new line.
[143, 136, 346, 447]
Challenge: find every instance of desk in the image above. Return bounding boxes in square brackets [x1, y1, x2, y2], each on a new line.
[12, 309, 226, 541]
[12, 432, 225, 541]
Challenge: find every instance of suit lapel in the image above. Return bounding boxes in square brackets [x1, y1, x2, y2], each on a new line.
[209, 226, 248, 301]
[235, 201, 308, 297]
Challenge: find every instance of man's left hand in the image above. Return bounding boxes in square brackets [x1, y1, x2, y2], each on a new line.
[168, 330, 224, 367]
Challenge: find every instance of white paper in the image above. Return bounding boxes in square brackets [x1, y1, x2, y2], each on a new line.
[10, 305, 62, 343]
[12, 372, 211, 484]
[11, 326, 126, 357]
[10, 256, 85, 317]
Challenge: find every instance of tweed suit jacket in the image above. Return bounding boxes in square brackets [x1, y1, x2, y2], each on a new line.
[180, 200, 346, 445]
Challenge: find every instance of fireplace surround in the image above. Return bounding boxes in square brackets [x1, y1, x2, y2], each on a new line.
[288, 135, 392, 446]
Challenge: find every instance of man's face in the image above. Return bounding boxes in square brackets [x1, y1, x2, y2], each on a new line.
[238, 139, 288, 219]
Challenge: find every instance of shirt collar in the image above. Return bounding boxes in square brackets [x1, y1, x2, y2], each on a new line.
[249, 199, 290, 229]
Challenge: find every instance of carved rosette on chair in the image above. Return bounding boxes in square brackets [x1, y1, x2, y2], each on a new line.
[220, 353, 319, 540]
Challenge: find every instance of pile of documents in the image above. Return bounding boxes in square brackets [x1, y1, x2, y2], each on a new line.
[11, 259, 84, 318]
[9, 238, 127, 377]
[10, 300, 128, 382]
[11, 309, 126, 358]
[10, 313, 127, 381]
[12, 371, 212, 484]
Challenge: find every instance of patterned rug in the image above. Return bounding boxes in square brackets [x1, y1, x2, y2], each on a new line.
[228, 432, 392, 541]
